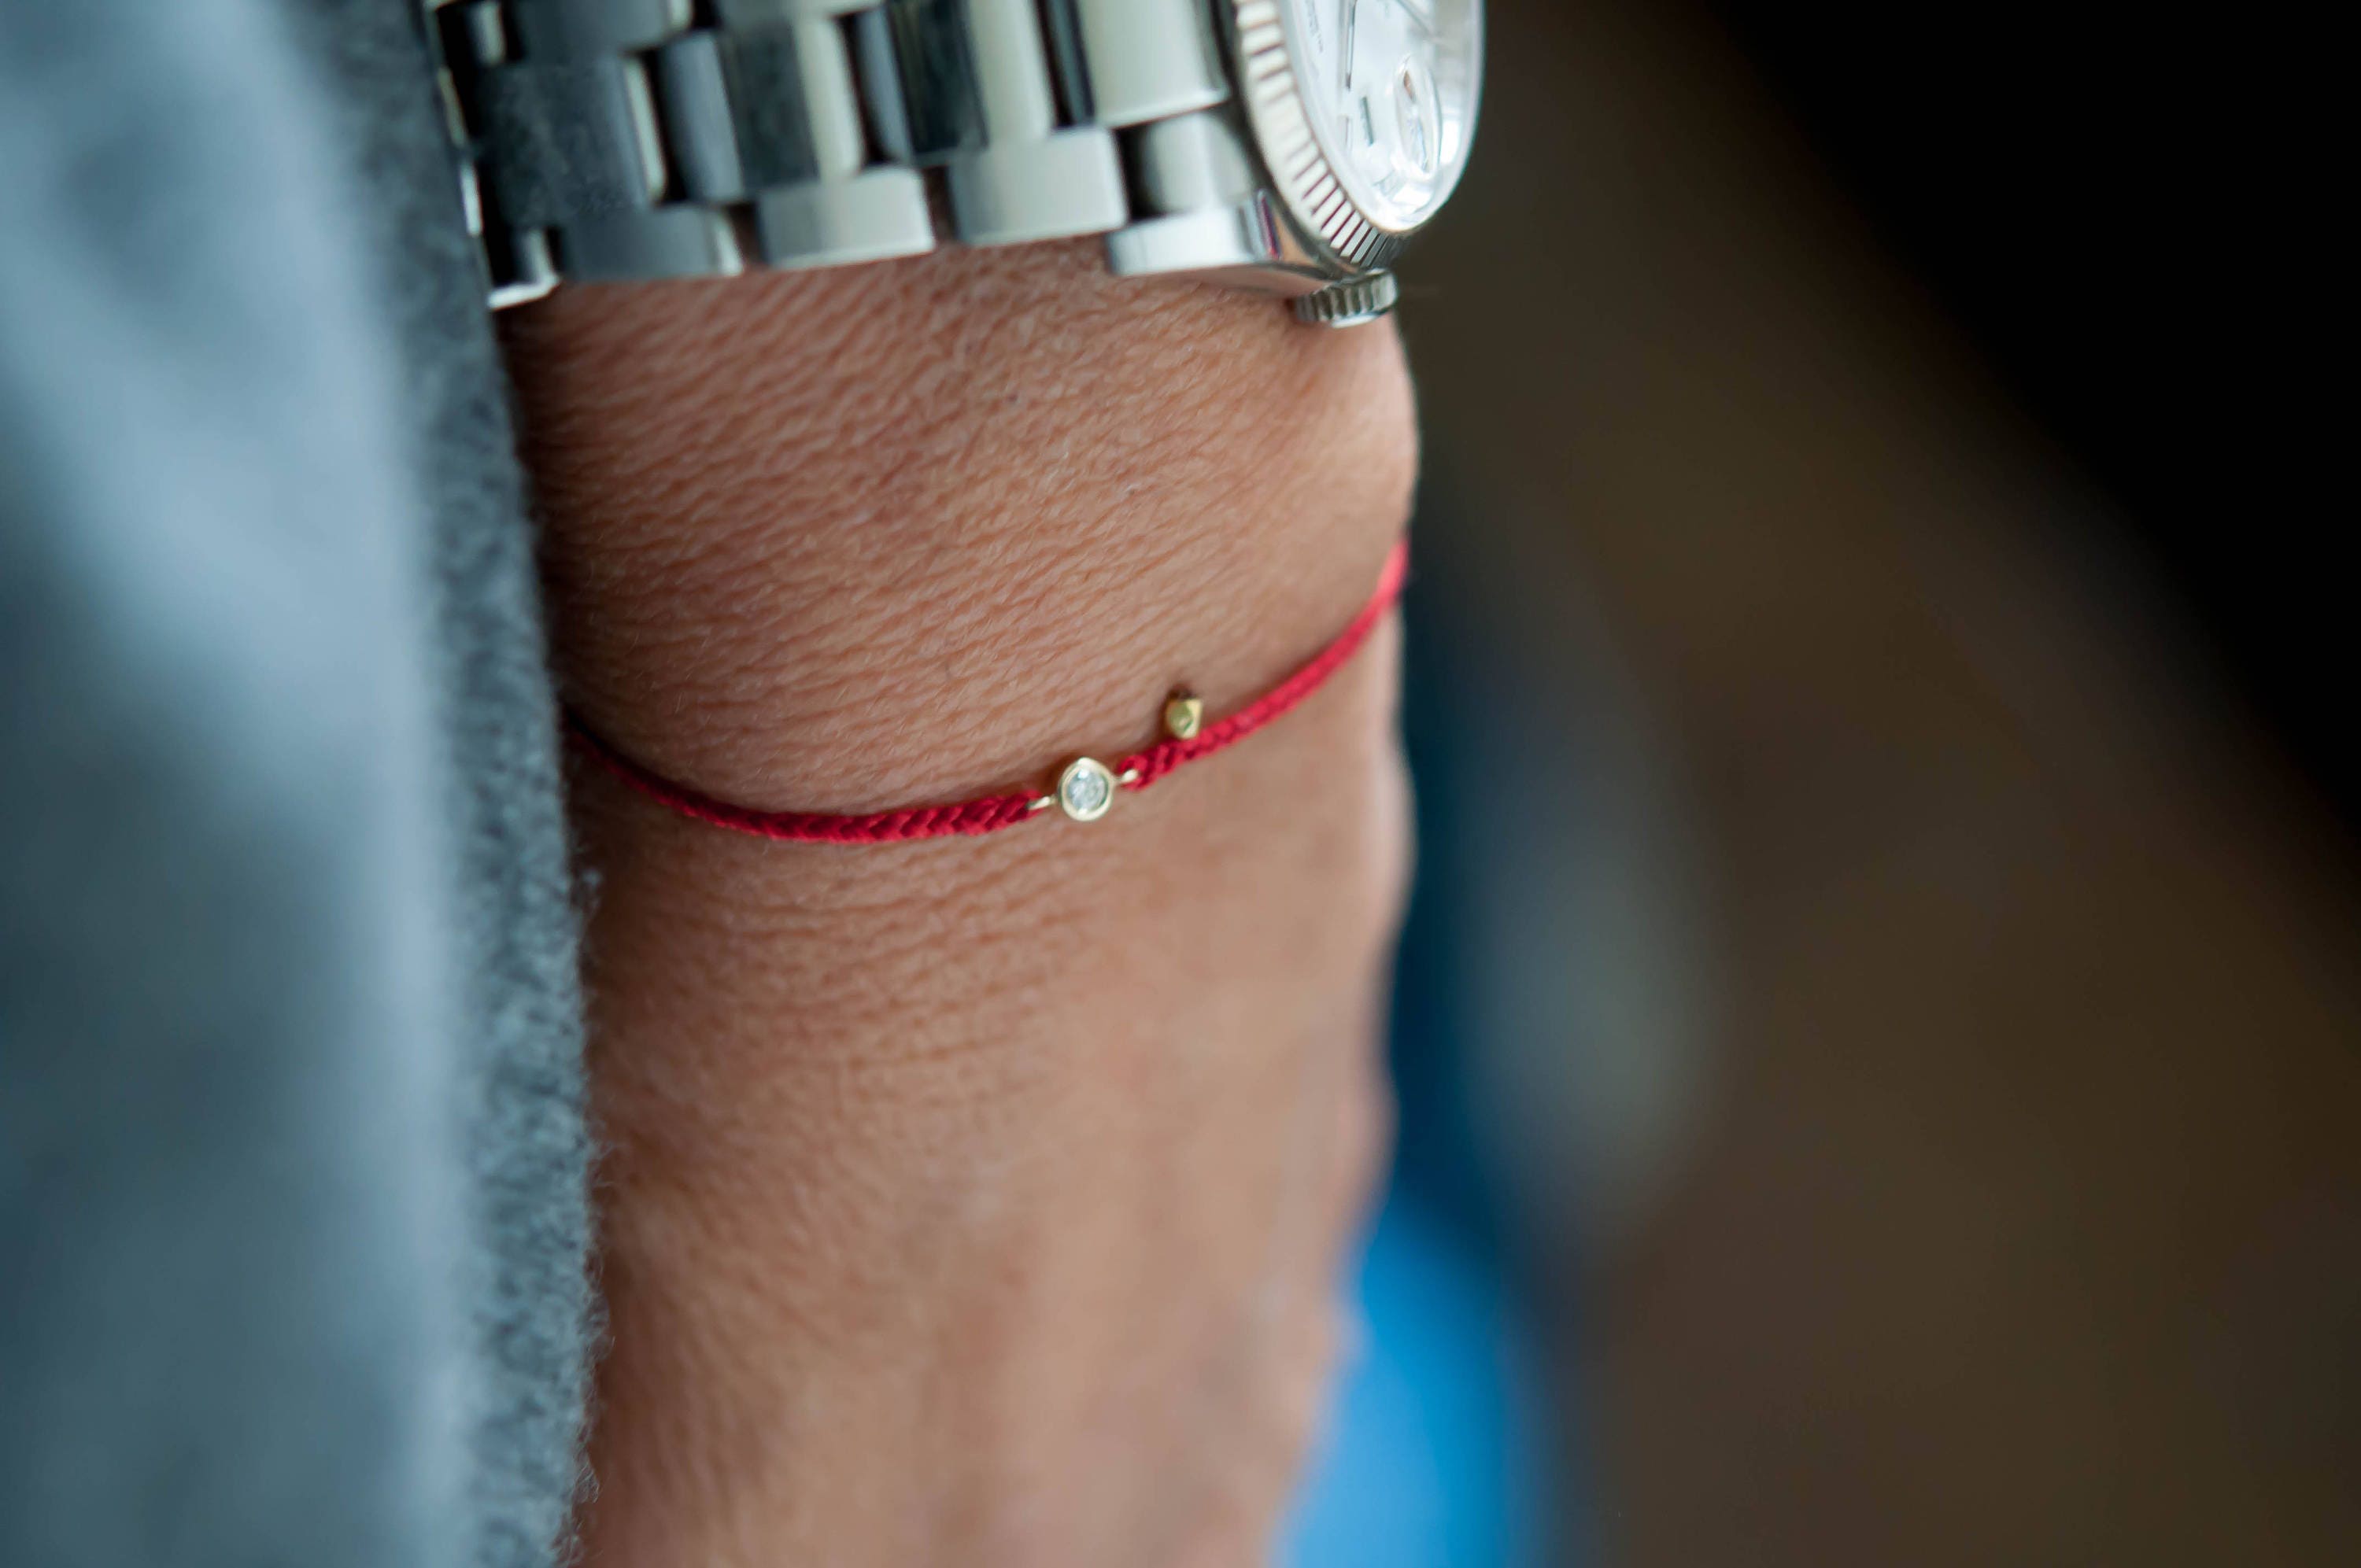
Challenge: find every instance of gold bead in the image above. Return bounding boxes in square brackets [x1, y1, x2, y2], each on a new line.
[1163, 694, 1204, 741]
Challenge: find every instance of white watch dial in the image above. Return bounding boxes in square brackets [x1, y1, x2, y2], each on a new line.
[1281, 0, 1482, 234]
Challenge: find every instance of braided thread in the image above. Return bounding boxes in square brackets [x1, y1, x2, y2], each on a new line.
[1118, 540, 1407, 791]
[571, 540, 1409, 845]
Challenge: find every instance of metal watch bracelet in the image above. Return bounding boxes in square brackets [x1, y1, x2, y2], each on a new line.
[426, 0, 1402, 323]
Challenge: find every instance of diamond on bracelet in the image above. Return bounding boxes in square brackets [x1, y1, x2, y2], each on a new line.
[1056, 758, 1117, 823]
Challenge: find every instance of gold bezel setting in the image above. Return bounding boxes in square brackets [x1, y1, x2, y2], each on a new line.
[1055, 758, 1121, 823]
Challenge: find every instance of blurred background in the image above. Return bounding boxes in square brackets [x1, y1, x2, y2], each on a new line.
[1285, 1, 2359, 1563]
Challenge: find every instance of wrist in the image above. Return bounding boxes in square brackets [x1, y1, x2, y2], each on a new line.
[505, 244, 1420, 1565]
[500, 242, 1417, 815]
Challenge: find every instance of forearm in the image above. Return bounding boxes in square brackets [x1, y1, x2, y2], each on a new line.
[503, 245, 1417, 1566]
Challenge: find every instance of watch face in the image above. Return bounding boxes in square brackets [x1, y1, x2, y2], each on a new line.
[1278, 0, 1483, 234]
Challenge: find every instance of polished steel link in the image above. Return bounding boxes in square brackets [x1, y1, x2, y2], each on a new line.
[434, 0, 1287, 304]
[883, 0, 1125, 245]
[473, 57, 664, 224]
[1047, 0, 1229, 127]
[660, 28, 829, 200]
[1129, 110, 1259, 216]
[504, 0, 693, 57]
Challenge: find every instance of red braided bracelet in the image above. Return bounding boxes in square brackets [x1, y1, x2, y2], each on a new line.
[569, 540, 1409, 846]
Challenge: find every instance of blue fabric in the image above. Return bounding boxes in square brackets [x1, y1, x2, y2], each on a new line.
[0, 3, 589, 1565]
[1282, 1194, 1557, 1568]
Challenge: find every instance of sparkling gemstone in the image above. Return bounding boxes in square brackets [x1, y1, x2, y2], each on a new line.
[1059, 759, 1114, 821]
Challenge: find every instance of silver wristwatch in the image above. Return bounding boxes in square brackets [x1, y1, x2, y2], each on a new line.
[427, 0, 1481, 327]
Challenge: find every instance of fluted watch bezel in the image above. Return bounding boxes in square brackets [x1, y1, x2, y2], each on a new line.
[1225, 0, 1483, 276]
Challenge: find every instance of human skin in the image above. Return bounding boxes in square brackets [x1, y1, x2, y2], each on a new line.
[501, 241, 1418, 1566]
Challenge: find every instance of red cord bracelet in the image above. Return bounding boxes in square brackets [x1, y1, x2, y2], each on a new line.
[568, 539, 1409, 846]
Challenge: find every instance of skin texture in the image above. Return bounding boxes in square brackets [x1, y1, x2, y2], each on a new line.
[502, 242, 1419, 1566]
